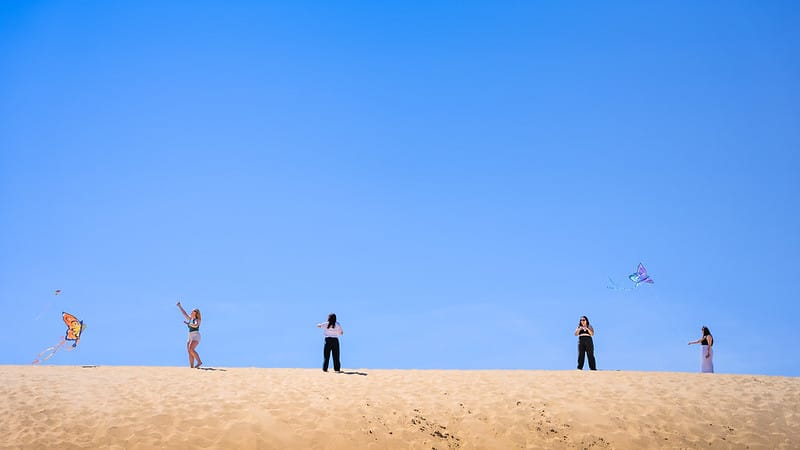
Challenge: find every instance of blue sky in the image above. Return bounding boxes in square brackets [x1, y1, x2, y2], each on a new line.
[1, 1, 798, 376]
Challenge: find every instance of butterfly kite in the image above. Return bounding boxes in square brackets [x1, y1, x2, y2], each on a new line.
[607, 263, 654, 291]
[32, 312, 86, 364]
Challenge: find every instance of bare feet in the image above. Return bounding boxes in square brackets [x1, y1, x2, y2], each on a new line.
[195, 362, 203, 369]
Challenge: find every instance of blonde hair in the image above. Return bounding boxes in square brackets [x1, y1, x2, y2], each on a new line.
[192, 309, 201, 320]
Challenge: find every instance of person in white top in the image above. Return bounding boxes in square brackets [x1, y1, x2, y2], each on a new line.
[177, 301, 203, 369]
[317, 313, 344, 372]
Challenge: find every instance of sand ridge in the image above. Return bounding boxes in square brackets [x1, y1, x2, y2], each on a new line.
[2, 366, 798, 449]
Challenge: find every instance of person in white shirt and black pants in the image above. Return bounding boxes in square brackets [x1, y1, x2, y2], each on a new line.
[317, 313, 344, 372]
[575, 315, 596, 370]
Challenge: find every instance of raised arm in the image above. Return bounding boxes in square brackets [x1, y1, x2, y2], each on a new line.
[177, 301, 190, 320]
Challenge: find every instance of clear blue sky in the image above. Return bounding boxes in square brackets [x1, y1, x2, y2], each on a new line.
[1, 1, 798, 376]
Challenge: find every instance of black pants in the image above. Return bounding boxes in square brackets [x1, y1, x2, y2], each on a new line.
[577, 336, 596, 370]
[323, 337, 341, 372]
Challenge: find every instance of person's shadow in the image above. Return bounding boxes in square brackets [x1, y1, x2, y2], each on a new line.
[338, 370, 368, 376]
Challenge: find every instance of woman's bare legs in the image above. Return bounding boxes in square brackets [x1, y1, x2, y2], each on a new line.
[189, 340, 202, 368]
[186, 341, 196, 368]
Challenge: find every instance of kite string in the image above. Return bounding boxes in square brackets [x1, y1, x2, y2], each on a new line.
[34, 302, 54, 321]
[34, 290, 62, 321]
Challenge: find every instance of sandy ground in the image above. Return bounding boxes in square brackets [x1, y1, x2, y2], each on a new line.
[1, 365, 798, 449]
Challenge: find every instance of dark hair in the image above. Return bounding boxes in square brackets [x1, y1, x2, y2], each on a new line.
[327, 313, 337, 329]
[702, 326, 711, 337]
[578, 316, 591, 327]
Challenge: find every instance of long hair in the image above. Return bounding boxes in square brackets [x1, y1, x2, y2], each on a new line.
[702, 326, 711, 337]
[192, 309, 201, 321]
[327, 313, 337, 329]
[578, 316, 591, 327]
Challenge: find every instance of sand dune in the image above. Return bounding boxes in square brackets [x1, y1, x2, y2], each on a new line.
[2, 366, 797, 449]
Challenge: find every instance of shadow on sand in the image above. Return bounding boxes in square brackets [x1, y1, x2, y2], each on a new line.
[338, 370, 368, 376]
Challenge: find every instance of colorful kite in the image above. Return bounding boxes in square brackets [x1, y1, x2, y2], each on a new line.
[607, 263, 654, 291]
[628, 263, 654, 287]
[32, 312, 86, 364]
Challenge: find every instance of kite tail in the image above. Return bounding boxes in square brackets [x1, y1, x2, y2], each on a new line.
[32, 338, 67, 364]
[606, 277, 634, 291]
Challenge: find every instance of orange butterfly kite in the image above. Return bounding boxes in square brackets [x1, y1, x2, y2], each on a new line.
[32, 312, 86, 364]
